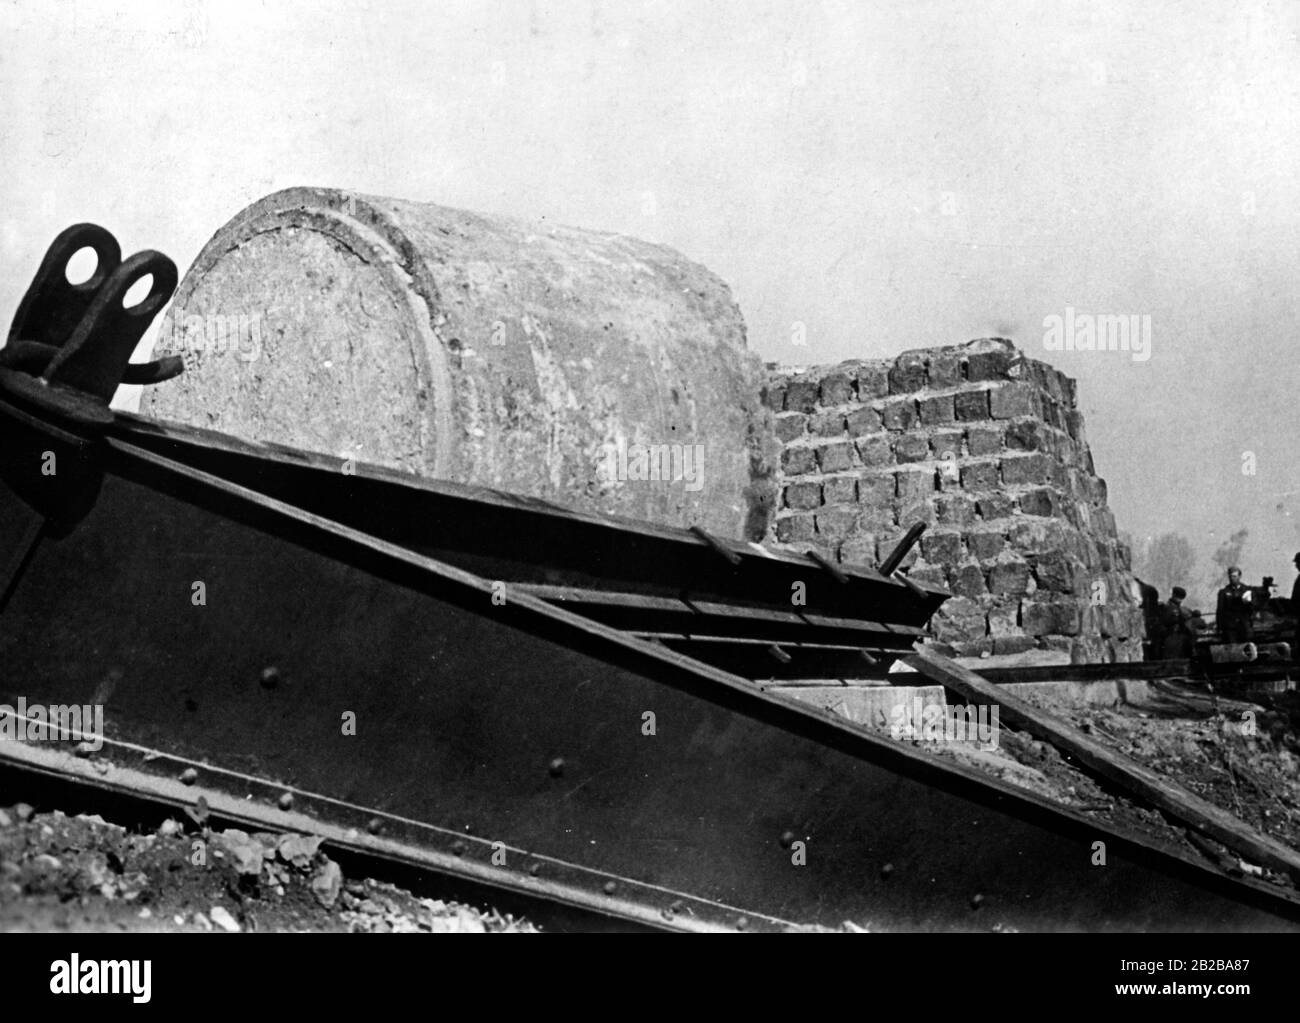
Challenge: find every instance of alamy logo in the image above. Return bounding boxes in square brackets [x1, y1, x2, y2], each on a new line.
[597, 440, 706, 493]
[1042, 307, 1151, 362]
[162, 312, 263, 363]
[889, 698, 1000, 750]
[0, 698, 103, 751]
[50, 956, 151, 1003]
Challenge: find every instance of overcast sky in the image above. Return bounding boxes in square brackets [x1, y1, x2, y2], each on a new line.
[2, 0, 1297, 592]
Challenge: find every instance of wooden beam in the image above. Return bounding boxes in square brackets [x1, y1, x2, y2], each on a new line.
[904, 645, 1300, 883]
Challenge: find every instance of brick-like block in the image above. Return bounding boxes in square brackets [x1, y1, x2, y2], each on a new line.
[857, 474, 895, 506]
[895, 433, 929, 463]
[1005, 419, 1048, 451]
[987, 602, 1019, 636]
[967, 529, 1005, 561]
[809, 410, 846, 437]
[1018, 487, 1058, 517]
[896, 499, 936, 529]
[990, 382, 1040, 419]
[936, 494, 976, 527]
[921, 530, 963, 565]
[784, 481, 822, 511]
[1009, 517, 1069, 555]
[880, 398, 919, 432]
[1000, 453, 1050, 485]
[988, 555, 1031, 596]
[855, 362, 889, 400]
[966, 349, 1013, 381]
[889, 353, 926, 394]
[816, 506, 860, 542]
[822, 475, 857, 505]
[774, 413, 808, 443]
[839, 533, 878, 568]
[977, 492, 1014, 520]
[785, 379, 819, 413]
[1035, 550, 1084, 594]
[856, 434, 893, 467]
[819, 372, 853, 406]
[932, 596, 987, 643]
[928, 354, 961, 388]
[895, 467, 936, 502]
[1023, 599, 1082, 637]
[781, 446, 817, 476]
[918, 393, 956, 426]
[845, 406, 882, 436]
[966, 424, 1002, 454]
[929, 429, 963, 460]
[960, 461, 999, 491]
[816, 442, 854, 473]
[993, 635, 1037, 655]
[949, 561, 987, 598]
[954, 389, 990, 421]
[762, 382, 787, 411]
[775, 513, 815, 542]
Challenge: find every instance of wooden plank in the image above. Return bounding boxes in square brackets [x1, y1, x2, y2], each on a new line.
[904, 646, 1300, 883]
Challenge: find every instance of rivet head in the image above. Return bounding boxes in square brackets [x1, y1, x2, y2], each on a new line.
[451, 840, 466, 857]
[180, 768, 199, 785]
[880, 862, 894, 879]
[548, 757, 565, 778]
[277, 792, 294, 810]
[779, 830, 796, 849]
[736, 916, 749, 931]
[259, 666, 281, 689]
[603, 881, 617, 895]
[970, 893, 984, 909]
[366, 817, 383, 835]
[528, 862, 541, 877]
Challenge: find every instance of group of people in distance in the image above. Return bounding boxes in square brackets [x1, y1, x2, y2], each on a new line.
[1141, 553, 1300, 661]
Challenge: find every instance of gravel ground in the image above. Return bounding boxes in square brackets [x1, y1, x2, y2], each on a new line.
[0, 804, 536, 933]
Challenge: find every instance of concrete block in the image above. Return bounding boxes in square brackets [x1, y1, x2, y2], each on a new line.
[781, 446, 818, 476]
[819, 372, 854, 406]
[856, 434, 894, 467]
[775, 513, 815, 542]
[889, 353, 927, 394]
[966, 424, 1002, 454]
[955, 389, 991, 421]
[784, 481, 822, 511]
[895, 433, 930, 463]
[774, 413, 807, 443]
[856, 363, 890, 400]
[817, 442, 854, 472]
[822, 475, 857, 505]
[881, 398, 919, 432]
[785, 379, 819, 413]
[918, 394, 956, 426]
[989, 382, 1040, 419]
[845, 406, 882, 436]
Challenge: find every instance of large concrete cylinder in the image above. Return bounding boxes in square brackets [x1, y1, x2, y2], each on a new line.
[143, 187, 775, 539]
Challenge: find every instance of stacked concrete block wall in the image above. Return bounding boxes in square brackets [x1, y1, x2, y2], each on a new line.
[763, 338, 1144, 663]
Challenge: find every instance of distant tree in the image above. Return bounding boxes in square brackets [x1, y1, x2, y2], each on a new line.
[1209, 528, 1249, 578]
[1134, 532, 1196, 599]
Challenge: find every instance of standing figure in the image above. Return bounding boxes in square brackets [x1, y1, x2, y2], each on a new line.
[1216, 566, 1255, 643]
[1157, 586, 1200, 658]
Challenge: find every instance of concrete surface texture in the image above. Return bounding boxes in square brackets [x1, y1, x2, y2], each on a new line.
[764, 338, 1145, 663]
[143, 187, 777, 541]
